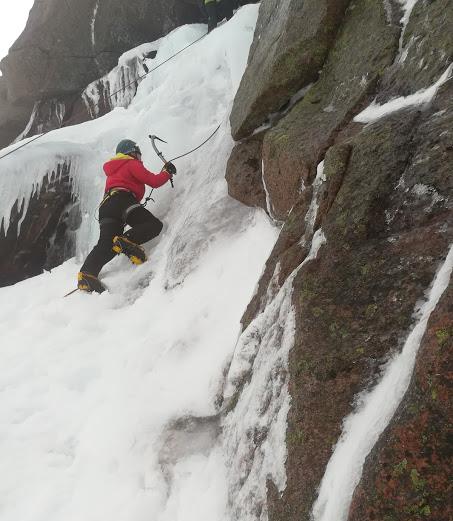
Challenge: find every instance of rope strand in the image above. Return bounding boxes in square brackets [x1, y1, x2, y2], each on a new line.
[141, 123, 222, 207]
[0, 32, 207, 163]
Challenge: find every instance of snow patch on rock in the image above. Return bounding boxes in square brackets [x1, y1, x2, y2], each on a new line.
[354, 63, 452, 123]
[312, 243, 453, 521]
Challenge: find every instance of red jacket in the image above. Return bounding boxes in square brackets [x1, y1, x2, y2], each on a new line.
[104, 153, 171, 201]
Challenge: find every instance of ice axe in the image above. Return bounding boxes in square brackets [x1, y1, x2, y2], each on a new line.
[148, 134, 174, 188]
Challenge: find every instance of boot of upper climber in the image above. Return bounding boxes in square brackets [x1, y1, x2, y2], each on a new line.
[77, 272, 106, 293]
[112, 235, 147, 265]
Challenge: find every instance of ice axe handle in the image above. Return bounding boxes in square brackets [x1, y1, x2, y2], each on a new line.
[149, 134, 174, 188]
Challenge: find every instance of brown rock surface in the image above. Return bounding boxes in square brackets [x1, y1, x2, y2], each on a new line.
[348, 282, 453, 521]
[226, 8, 453, 505]
[267, 95, 453, 519]
[261, 0, 401, 220]
[378, 0, 453, 100]
[230, 0, 351, 140]
[225, 132, 267, 213]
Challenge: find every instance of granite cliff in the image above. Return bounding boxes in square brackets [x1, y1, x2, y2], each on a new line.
[226, 0, 452, 519]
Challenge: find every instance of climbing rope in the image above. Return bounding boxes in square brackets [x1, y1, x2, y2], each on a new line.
[141, 123, 222, 207]
[0, 32, 207, 162]
[169, 123, 221, 162]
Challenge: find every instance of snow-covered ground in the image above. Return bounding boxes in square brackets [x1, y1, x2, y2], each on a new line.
[0, 7, 280, 521]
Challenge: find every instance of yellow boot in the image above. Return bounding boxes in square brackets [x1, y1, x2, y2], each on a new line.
[112, 236, 147, 265]
[77, 272, 106, 293]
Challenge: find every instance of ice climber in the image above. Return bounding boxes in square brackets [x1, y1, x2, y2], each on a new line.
[77, 139, 176, 293]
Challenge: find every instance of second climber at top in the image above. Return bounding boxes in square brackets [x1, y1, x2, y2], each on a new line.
[77, 139, 176, 293]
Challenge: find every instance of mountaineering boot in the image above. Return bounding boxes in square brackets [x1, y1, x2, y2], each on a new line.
[77, 272, 106, 294]
[112, 236, 147, 265]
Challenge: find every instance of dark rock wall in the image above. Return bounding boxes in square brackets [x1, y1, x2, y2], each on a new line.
[226, 0, 453, 519]
[230, 0, 351, 140]
[0, 0, 203, 148]
[0, 162, 80, 287]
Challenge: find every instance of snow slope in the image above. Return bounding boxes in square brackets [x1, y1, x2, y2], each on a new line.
[0, 7, 280, 521]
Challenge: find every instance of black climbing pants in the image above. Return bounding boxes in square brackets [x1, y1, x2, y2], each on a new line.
[80, 191, 163, 277]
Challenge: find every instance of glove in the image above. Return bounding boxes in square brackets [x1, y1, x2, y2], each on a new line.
[164, 162, 177, 176]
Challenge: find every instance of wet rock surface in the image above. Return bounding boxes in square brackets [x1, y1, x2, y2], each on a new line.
[0, 163, 80, 287]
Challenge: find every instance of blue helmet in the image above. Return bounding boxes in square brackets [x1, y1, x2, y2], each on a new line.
[116, 139, 141, 156]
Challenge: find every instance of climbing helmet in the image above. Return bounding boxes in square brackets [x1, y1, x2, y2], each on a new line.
[116, 139, 142, 157]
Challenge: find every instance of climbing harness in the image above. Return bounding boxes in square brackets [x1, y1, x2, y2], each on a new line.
[94, 187, 136, 222]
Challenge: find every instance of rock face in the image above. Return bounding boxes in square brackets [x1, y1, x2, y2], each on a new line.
[0, 77, 33, 147]
[0, 163, 80, 287]
[349, 282, 453, 521]
[261, 0, 400, 220]
[230, 0, 351, 140]
[225, 131, 268, 212]
[225, 0, 453, 519]
[0, 0, 203, 148]
[20, 47, 151, 136]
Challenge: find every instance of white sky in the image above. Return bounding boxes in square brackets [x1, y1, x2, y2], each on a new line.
[0, 0, 35, 63]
